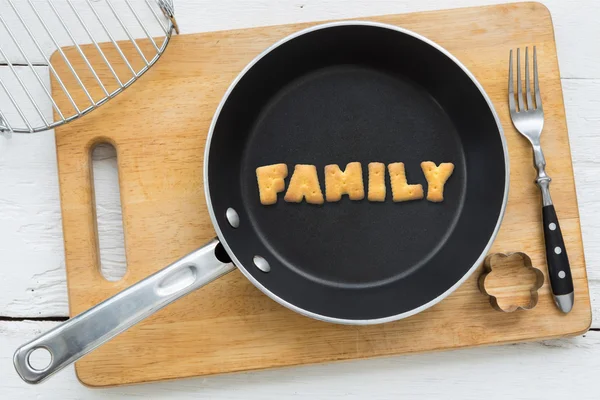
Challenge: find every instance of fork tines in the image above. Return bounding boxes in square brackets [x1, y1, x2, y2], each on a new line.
[509, 46, 543, 113]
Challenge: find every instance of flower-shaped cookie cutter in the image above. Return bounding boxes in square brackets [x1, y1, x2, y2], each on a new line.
[478, 252, 545, 312]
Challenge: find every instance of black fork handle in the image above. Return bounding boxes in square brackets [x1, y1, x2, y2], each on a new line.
[542, 205, 574, 311]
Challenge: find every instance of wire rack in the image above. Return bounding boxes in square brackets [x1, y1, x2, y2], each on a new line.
[0, 0, 178, 134]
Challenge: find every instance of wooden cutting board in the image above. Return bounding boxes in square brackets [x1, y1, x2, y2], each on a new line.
[53, 2, 591, 387]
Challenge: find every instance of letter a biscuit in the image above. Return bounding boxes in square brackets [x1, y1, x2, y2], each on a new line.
[284, 164, 325, 204]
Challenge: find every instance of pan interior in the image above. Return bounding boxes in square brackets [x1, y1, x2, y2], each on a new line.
[243, 65, 466, 288]
[207, 23, 506, 321]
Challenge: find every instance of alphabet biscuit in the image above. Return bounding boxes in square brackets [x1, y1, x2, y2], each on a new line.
[368, 162, 386, 202]
[325, 162, 365, 202]
[284, 164, 325, 204]
[421, 161, 455, 202]
[388, 162, 424, 202]
[256, 163, 288, 205]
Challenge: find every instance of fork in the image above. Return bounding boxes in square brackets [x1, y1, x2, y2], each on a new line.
[508, 46, 574, 313]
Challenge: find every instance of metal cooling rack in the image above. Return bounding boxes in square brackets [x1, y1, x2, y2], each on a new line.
[0, 0, 178, 134]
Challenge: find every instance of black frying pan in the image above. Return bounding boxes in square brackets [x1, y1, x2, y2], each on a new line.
[15, 21, 508, 384]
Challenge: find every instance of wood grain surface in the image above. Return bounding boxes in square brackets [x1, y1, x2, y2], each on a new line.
[52, 2, 591, 387]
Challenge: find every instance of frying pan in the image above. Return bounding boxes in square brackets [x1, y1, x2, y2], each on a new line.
[14, 21, 508, 384]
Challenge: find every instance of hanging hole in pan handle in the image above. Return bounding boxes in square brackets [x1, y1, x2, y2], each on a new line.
[27, 347, 53, 371]
[13, 239, 235, 384]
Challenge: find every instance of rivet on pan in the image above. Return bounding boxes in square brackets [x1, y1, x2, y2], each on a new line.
[253, 256, 270, 273]
[226, 208, 240, 228]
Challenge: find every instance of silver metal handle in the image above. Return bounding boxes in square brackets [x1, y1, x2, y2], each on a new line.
[13, 239, 235, 384]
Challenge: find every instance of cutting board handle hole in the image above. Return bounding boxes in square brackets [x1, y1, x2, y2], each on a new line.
[91, 142, 127, 282]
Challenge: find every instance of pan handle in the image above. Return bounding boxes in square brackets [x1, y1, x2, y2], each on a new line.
[13, 239, 235, 384]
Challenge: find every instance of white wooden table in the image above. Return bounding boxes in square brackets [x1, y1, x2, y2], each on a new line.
[1, 0, 599, 398]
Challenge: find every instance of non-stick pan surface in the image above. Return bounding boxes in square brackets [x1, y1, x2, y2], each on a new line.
[206, 22, 508, 323]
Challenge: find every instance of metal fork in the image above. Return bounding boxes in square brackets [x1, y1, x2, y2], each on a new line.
[508, 46, 574, 313]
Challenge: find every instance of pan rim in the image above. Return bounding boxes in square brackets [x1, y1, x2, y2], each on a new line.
[204, 20, 510, 325]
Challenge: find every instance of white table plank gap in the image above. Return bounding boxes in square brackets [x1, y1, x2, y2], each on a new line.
[3, 321, 600, 399]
